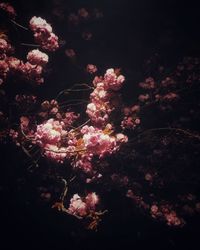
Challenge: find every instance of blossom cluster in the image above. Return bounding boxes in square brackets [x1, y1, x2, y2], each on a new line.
[121, 105, 141, 130]
[34, 117, 127, 171]
[29, 16, 59, 51]
[0, 36, 49, 85]
[68, 7, 103, 27]
[150, 204, 184, 226]
[86, 68, 125, 127]
[31, 69, 128, 171]
[27, 49, 49, 66]
[67, 192, 99, 217]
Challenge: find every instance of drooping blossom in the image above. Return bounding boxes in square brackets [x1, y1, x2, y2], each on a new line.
[27, 49, 49, 66]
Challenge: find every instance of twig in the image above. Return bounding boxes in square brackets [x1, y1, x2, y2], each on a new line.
[11, 19, 29, 30]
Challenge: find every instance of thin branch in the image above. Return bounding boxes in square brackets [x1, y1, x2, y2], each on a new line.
[11, 19, 29, 30]
[128, 127, 200, 144]
[21, 43, 40, 47]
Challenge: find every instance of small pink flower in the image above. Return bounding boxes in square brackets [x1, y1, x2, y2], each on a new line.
[65, 49, 76, 58]
[86, 64, 97, 74]
[68, 194, 87, 217]
[78, 8, 89, 19]
[85, 192, 99, 209]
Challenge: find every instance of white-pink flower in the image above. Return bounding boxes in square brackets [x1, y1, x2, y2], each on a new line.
[29, 16, 59, 51]
[68, 194, 87, 217]
[27, 49, 49, 66]
[35, 118, 64, 146]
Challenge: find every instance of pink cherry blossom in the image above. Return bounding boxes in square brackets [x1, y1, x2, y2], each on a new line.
[43, 144, 67, 163]
[85, 192, 99, 209]
[35, 118, 64, 147]
[68, 194, 87, 217]
[29, 16, 59, 51]
[86, 64, 98, 74]
[27, 49, 49, 66]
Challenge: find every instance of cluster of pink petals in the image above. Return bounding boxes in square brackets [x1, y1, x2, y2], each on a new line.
[121, 105, 140, 129]
[29, 16, 59, 51]
[150, 204, 184, 226]
[20, 116, 30, 130]
[161, 77, 176, 87]
[121, 116, 140, 130]
[68, 8, 90, 28]
[43, 144, 67, 163]
[139, 77, 156, 89]
[155, 92, 179, 102]
[104, 68, 125, 91]
[18, 62, 44, 84]
[9, 129, 20, 146]
[86, 69, 125, 127]
[138, 93, 150, 102]
[62, 112, 80, 128]
[86, 64, 97, 74]
[0, 59, 9, 84]
[68, 8, 102, 27]
[27, 49, 49, 66]
[6, 56, 21, 72]
[81, 125, 116, 158]
[0, 38, 12, 55]
[15, 94, 37, 104]
[0, 38, 47, 85]
[35, 118, 64, 147]
[67, 192, 99, 217]
[0, 2, 16, 18]
[71, 124, 127, 172]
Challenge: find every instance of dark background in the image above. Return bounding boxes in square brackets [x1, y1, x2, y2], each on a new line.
[0, 0, 200, 249]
